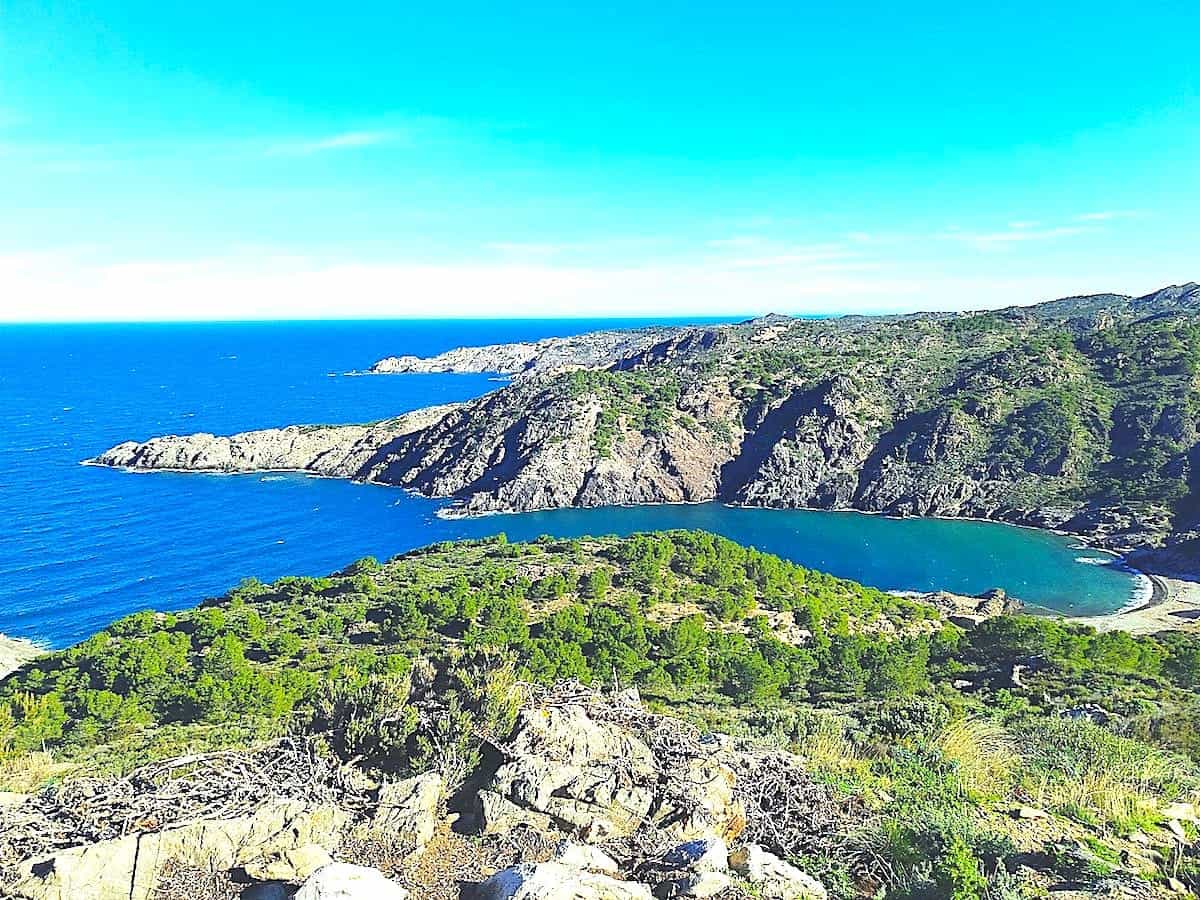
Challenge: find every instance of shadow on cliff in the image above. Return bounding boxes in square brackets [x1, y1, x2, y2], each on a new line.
[717, 381, 834, 500]
[850, 407, 945, 510]
[354, 414, 532, 501]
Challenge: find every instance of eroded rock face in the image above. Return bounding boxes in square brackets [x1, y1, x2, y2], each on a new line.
[10, 801, 346, 899]
[482, 706, 656, 841]
[371, 772, 443, 856]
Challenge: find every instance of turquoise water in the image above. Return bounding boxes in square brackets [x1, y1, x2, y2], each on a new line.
[0, 321, 1142, 648]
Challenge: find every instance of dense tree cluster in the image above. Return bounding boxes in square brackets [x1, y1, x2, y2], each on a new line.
[2, 530, 1199, 766]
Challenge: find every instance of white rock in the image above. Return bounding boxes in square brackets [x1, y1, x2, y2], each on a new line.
[475, 862, 652, 900]
[728, 844, 827, 900]
[1015, 806, 1049, 820]
[674, 870, 733, 897]
[294, 863, 409, 900]
[1163, 801, 1199, 824]
[553, 841, 621, 875]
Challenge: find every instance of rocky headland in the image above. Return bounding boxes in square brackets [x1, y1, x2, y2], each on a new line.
[88, 284, 1200, 558]
[369, 327, 681, 378]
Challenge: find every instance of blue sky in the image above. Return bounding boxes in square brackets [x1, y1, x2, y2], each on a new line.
[1, 1, 1197, 320]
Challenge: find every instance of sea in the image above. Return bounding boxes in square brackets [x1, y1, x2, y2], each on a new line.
[0, 320, 1145, 649]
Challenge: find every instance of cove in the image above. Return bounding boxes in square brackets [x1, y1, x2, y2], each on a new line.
[0, 320, 1143, 648]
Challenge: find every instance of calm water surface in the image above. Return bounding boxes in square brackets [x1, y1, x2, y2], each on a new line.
[0, 321, 1142, 648]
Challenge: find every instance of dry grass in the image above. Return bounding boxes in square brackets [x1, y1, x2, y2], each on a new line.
[936, 717, 1016, 800]
[1019, 719, 1199, 832]
[794, 714, 874, 785]
[0, 750, 70, 794]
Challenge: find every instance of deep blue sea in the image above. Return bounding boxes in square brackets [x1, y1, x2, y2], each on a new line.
[1, 320, 1143, 649]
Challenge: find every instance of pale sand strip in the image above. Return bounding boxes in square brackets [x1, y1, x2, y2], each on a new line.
[0, 633, 43, 679]
[1067, 574, 1200, 635]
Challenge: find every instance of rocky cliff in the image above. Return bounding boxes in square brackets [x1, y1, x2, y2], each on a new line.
[369, 327, 681, 378]
[88, 284, 1200, 551]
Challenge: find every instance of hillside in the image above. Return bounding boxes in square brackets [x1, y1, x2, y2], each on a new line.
[89, 284, 1200, 557]
[4, 532, 1200, 897]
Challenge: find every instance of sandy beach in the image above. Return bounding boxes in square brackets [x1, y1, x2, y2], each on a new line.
[1068, 573, 1200, 634]
[0, 633, 42, 680]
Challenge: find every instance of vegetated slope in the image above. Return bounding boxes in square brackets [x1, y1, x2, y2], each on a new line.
[91, 283, 1200, 552]
[4, 532, 1200, 897]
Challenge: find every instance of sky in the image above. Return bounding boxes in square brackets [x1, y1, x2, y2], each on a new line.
[0, 1, 1197, 321]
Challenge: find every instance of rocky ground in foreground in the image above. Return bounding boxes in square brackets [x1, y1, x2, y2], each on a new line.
[4, 686, 1196, 900]
[88, 284, 1200, 557]
[4, 532, 1200, 898]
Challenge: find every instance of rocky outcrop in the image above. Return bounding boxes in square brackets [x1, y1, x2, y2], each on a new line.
[2, 692, 830, 900]
[85, 404, 458, 479]
[9, 800, 346, 899]
[370, 773, 442, 855]
[475, 860, 653, 900]
[729, 844, 827, 899]
[480, 705, 658, 841]
[293, 863, 409, 899]
[369, 328, 682, 379]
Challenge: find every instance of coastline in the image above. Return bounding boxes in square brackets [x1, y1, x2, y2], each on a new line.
[80, 458, 1200, 635]
[1066, 573, 1200, 634]
[0, 633, 43, 679]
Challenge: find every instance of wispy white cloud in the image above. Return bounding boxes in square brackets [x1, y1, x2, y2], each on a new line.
[1074, 209, 1141, 222]
[943, 223, 1094, 250]
[0, 248, 1182, 322]
[266, 130, 396, 156]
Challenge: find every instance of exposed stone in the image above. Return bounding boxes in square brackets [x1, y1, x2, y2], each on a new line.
[294, 863, 410, 900]
[1015, 806, 1050, 820]
[553, 842, 621, 875]
[9, 801, 346, 899]
[728, 844, 827, 899]
[474, 861, 653, 900]
[655, 871, 732, 898]
[483, 706, 656, 841]
[244, 843, 333, 882]
[1163, 801, 1199, 824]
[372, 772, 443, 854]
[657, 758, 746, 842]
[0, 632, 42, 679]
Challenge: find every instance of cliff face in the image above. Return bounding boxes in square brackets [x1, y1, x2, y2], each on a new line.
[88, 284, 1200, 549]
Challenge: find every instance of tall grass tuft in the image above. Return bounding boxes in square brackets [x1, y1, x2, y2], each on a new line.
[937, 717, 1017, 801]
[1019, 718, 1200, 832]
